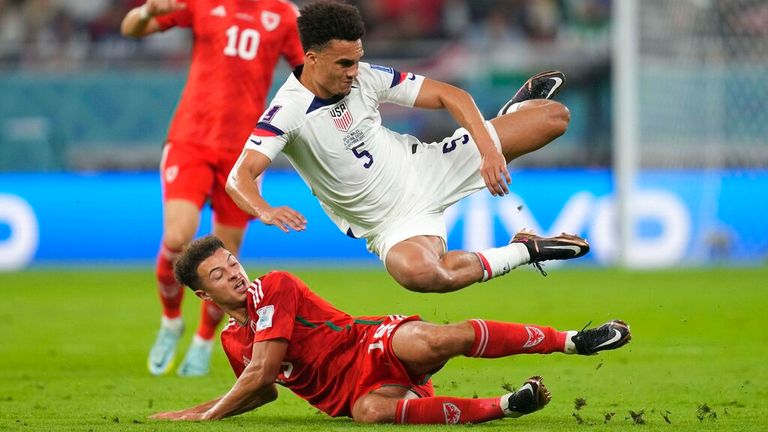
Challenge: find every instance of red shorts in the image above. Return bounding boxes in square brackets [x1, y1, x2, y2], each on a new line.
[351, 315, 435, 409]
[160, 141, 257, 228]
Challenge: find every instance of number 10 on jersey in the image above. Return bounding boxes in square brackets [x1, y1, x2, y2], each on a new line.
[224, 26, 260, 60]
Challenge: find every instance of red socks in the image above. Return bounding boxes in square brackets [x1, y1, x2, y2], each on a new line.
[156, 243, 183, 319]
[196, 300, 224, 340]
[395, 396, 503, 424]
[468, 319, 567, 357]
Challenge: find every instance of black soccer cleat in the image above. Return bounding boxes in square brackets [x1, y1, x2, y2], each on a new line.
[498, 70, 566, 116]
[501, 376, 552, 418]
[572, 320, 632, 355]
[512, 230, 589, 275]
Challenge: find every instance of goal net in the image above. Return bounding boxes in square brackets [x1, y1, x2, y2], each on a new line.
[617, 0, 768, 266]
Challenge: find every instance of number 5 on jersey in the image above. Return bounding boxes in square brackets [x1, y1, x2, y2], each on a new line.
[224, 26, 260, 60]
[351, 143, 373, 168]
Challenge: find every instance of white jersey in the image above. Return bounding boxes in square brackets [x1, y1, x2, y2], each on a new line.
[245, 62, 427, 239]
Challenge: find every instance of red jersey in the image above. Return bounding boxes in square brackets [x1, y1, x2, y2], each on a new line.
[221, 271, 433, 417]
[155, 0, 304, 151]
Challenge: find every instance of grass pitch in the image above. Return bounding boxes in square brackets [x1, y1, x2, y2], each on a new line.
[1, 266, 766, 431]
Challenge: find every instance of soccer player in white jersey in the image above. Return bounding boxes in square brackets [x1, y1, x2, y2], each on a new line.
[227, 1, 589, 293]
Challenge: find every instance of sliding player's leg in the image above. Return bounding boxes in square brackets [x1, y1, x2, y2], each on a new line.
[390, 319, 631, 374]
[352, 380, 550, 424]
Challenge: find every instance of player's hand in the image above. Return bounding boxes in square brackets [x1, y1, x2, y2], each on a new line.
[258, 206, 307, 233]
[480, 150, 511, 196]
[149, 410, 204, 421]
[145, 0, 187, 18]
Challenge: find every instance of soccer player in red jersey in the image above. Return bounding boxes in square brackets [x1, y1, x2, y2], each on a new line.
[121, 0, 304, 377]
[149, 235, 631, 424]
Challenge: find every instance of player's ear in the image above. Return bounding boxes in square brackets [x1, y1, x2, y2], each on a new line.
[305, 50, 317, 64]
[194, 290, 212, 302]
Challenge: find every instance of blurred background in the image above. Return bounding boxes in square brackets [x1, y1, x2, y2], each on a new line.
[1, 0, 766, 270]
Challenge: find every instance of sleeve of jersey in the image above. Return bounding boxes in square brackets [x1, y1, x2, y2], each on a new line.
[154, 3, 193, 30]
[244, 103, 293, 161]
[220, 331, 246, 378]
[251, 272, 301, 343]
[360, 62, 425, 108]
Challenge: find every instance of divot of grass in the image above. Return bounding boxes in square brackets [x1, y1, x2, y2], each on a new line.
[697, 403, 718, 422]
[628, 409, 646, 424]
[574, 397, 587, 410]
[572, 412, 584, 424]
[661, 410, 672, 424]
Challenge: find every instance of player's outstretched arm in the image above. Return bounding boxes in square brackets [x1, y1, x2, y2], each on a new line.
[413, 79, 511, 196]
[201, 340, 288, 420]
[121, 0, 186, 38]
[150, 397, 224, 421]
[227, 150, 307, 233]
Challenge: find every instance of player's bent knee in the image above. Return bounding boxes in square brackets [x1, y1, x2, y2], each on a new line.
[162, 230, 194, 251]
[546, 102, 570, 136]
[417, 326, 464, 361]
[353, 399, 396, 424]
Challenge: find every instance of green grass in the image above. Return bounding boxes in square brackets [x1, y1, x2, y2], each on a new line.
[1, 267, 767, 431]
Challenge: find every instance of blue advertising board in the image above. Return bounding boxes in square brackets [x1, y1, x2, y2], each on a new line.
[1, 169, 766, 269]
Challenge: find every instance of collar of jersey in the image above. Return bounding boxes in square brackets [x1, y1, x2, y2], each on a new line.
[292, 65, 349, 114]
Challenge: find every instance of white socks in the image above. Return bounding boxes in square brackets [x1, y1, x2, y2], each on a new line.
[161, 316, 184, 333]
[191, 334, 214, 347]
[563, 331, 578, 354]
[498, 101, 524, 117]
[476, 243, 531, 282]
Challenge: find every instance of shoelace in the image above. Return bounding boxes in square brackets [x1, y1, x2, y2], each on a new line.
[530, 261, 547, 276]
[573, 321, 596, 354]
[580, 321, 593, 332]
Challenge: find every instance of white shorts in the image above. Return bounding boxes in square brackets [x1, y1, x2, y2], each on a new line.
[367, 121, 502, 263]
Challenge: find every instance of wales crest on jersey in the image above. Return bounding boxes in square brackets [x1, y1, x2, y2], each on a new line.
[330, 102, 353, 132]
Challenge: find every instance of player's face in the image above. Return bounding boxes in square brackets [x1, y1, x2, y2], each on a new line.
[196, 248, 250, 308]
[310, 39, 364, 98]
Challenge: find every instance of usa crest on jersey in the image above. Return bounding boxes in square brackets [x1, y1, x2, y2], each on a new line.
[330, 102, 353, 132]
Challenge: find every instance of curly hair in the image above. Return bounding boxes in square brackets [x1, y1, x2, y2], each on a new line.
[174, 235, 224, 291]
[298, 1, 365, 52]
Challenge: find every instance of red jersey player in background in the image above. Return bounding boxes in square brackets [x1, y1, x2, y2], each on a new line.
[149, 235, 631, 424]
[121, 0, 304, 377]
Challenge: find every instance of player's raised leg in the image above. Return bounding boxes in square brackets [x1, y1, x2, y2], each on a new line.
[148, 199, 200, 375]
[492, 70, 570, 162]
[498, 70, 566, 116]
[385, 230, 589, 293]
[177, 222, 246, 377]
[491, 99, 570, 162]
